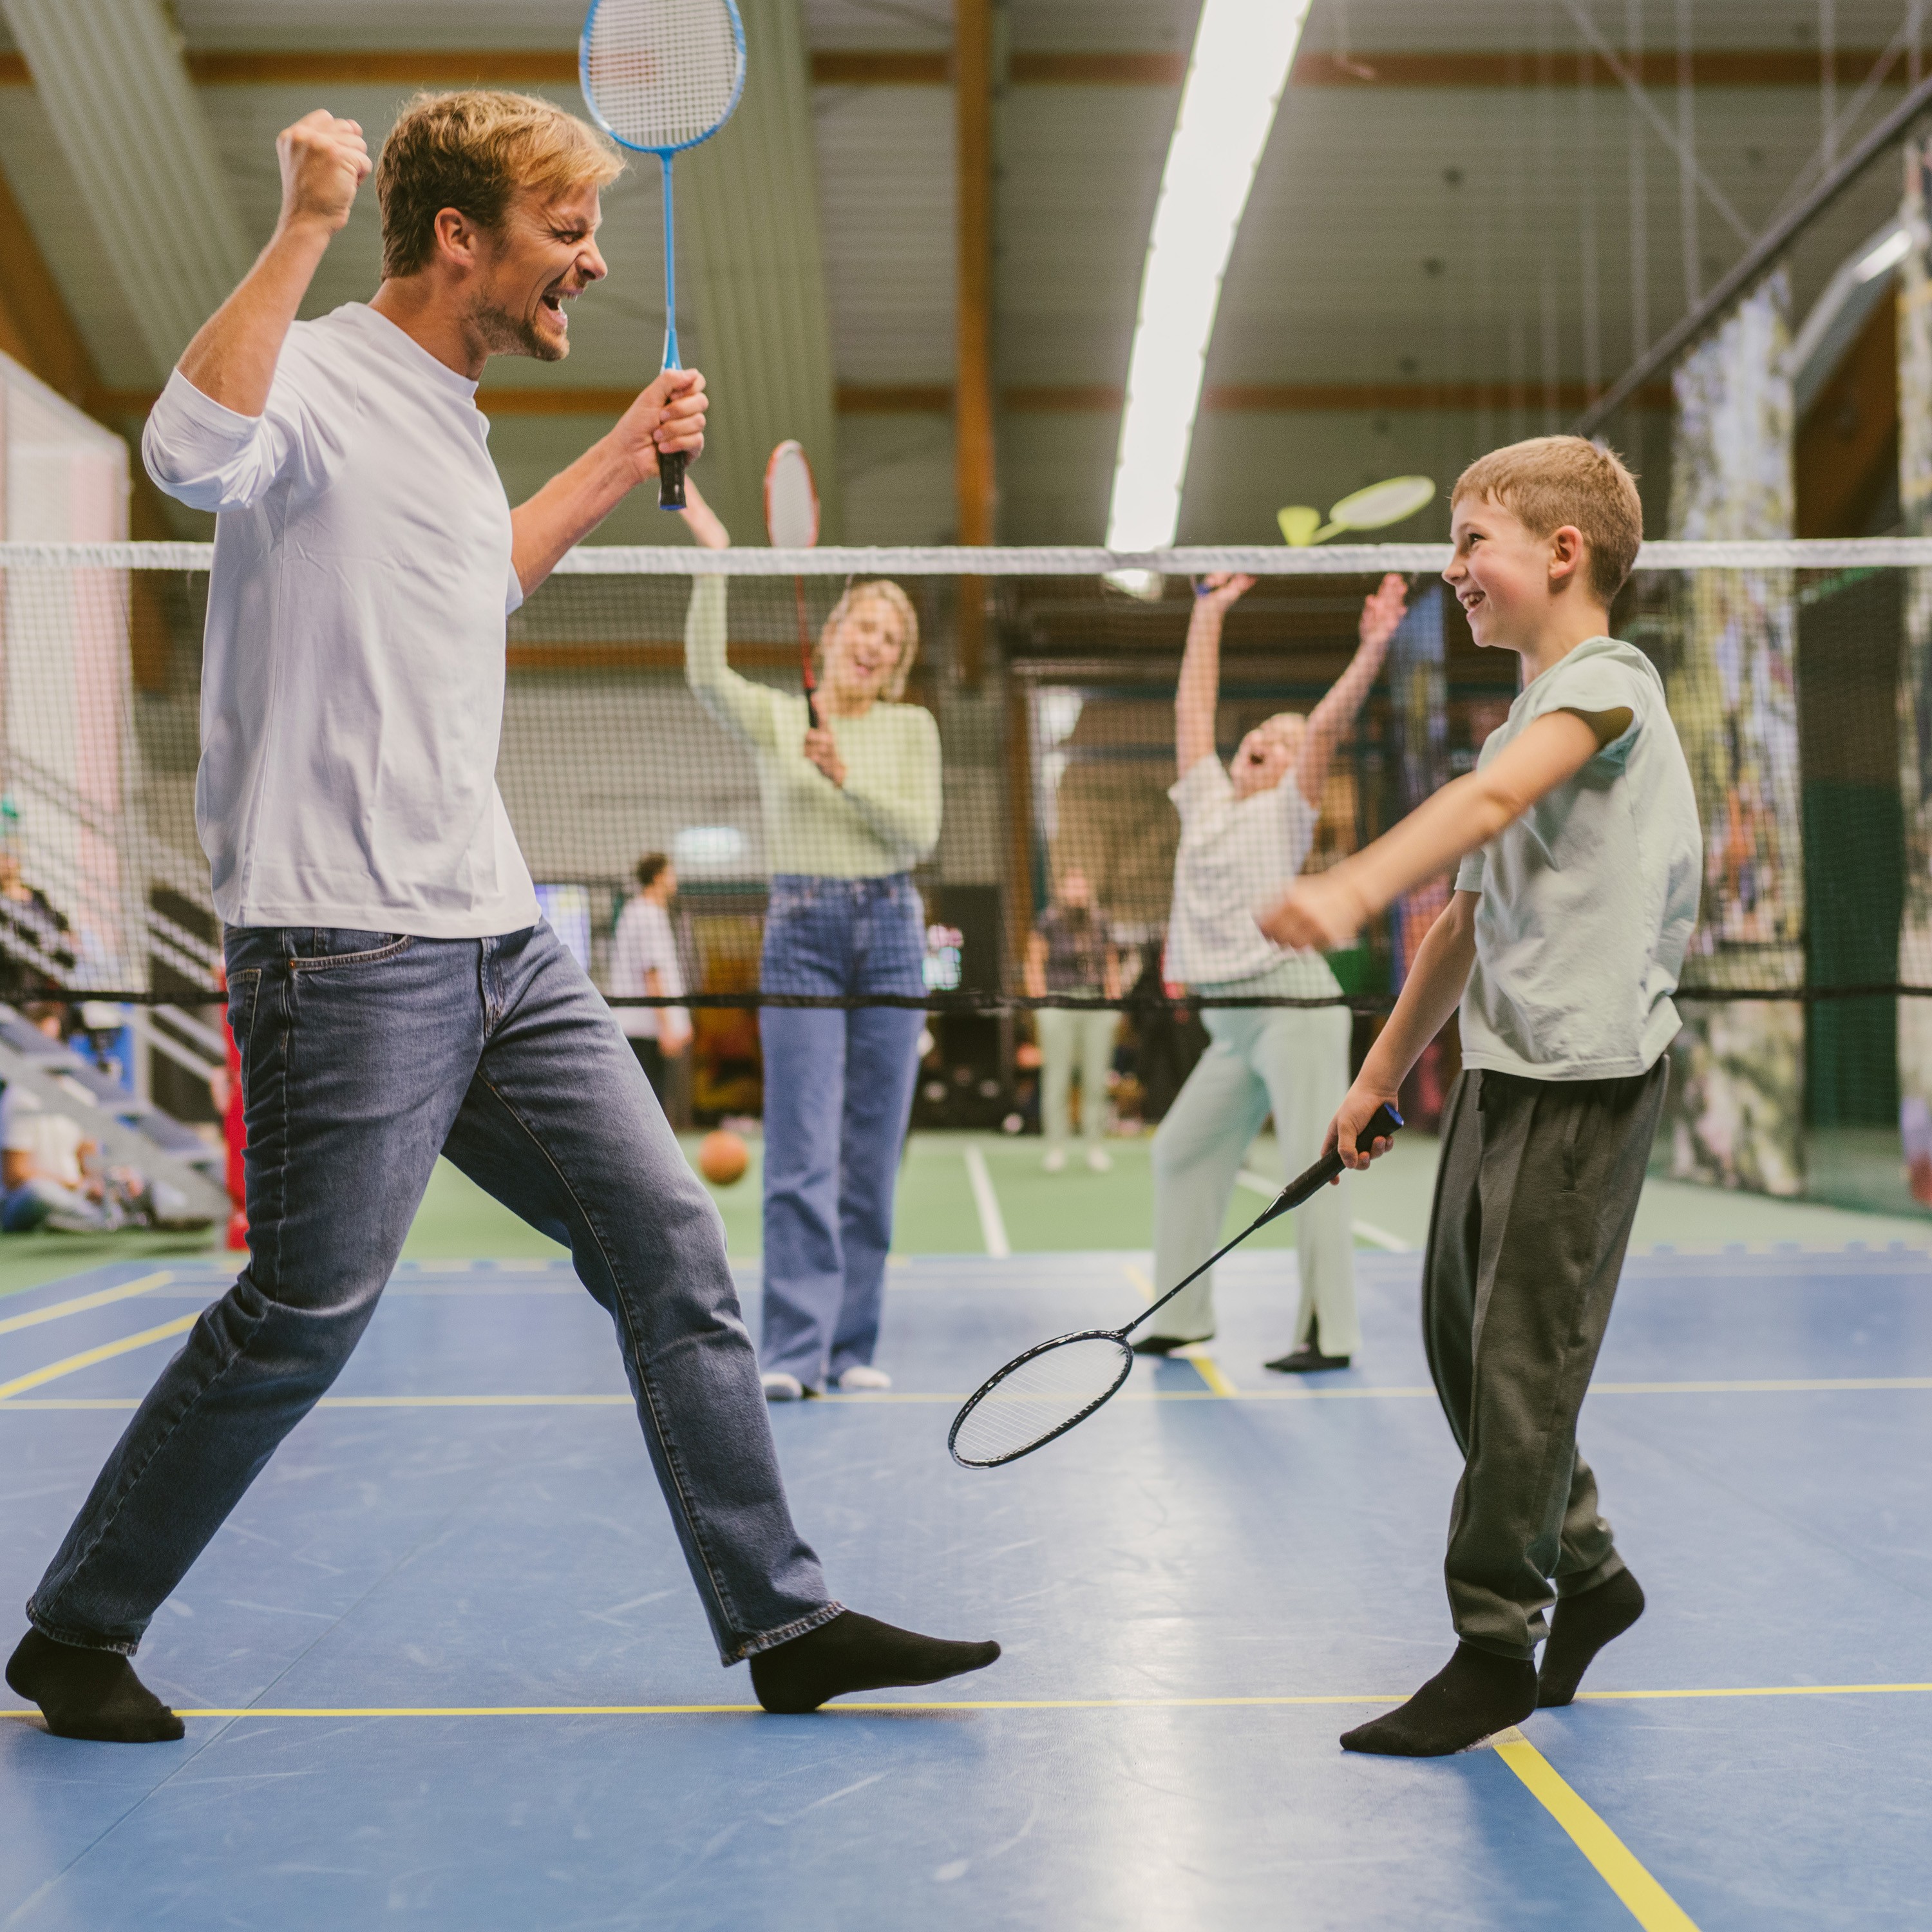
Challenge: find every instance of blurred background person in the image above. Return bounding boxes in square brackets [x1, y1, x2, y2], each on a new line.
[1026, 864, 1120, 1173]
[680, 481, 940, 1401]
[1138, 571, 1405, 1372]
[609, 852, 690, 1110]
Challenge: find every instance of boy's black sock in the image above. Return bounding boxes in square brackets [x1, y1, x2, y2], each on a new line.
[6, 1629, 185, 1743]
[1340, 1642, 1536, 1757]
[749, 1611, 1000, 1714]
[1537, 1567, 1644, 1708]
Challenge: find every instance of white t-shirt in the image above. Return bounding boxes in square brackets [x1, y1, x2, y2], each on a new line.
[3, 1101, 87, 1189]
[1455, 636, 1701, 1080]
[1164, 757, 1338, 992]
[142, 304, 540, 938]
[607, 897, 688, 1041]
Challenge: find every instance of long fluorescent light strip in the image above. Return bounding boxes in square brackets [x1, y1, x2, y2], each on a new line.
[1104, 0, 1312, 554]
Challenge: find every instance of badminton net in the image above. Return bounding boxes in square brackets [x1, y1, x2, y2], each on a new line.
[0, 536, 1920, 1204]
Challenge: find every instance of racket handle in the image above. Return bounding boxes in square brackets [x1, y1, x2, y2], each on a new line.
[658, 449, 688, 511]
[1257, 1103, 1403, 1225]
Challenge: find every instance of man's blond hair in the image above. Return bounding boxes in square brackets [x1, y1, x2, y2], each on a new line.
[1450, 435, 1643, 604]
[377, 91, 623, 279]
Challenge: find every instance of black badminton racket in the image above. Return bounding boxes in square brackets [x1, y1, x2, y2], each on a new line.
[949, 1103, 1402, 1469]
[764, 439, 822, 727]
[580, 0, 746, 509]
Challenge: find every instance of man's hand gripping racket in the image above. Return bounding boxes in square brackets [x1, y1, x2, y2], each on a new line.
[949, 1103, 1402, 1468]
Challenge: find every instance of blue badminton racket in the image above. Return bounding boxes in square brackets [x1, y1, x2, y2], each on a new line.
[580, 0, 746, 509]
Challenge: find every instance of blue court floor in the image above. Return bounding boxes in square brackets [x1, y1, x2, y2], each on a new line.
[2, 1240, 1929, 1928]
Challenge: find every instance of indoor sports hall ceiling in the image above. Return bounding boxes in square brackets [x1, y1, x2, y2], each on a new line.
[0, 1, 1921, 549]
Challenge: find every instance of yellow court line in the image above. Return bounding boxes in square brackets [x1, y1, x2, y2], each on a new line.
[1121, 1262, 1236, 1392]
[1493, 1727, 1701, 1931]
[0, 1270, 174, 1338]
[1577, 1681, 1932, 1700]
[321, 1394, 631, 1408]
[0, 1315, 198, 1403]
[6, 1683, 1925, 1723]
[8, 1376, 1931, 1413]
[1185, 1351, 1239, 1396]
[1593, 1377, 1932, 1395]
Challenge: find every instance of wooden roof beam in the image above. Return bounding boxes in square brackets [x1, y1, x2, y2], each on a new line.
[0, 47, 1905, 90]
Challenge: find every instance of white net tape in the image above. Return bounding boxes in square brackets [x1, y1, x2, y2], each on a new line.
[581, 0, 743, 151]
[8, 539, 1932, 576]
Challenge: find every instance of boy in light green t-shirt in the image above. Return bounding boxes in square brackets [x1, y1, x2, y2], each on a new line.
[1260, 435, 1700, 1758]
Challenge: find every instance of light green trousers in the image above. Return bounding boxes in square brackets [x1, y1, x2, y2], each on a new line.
[1147, 991, 1357, 1350]
[1038, 1005, 1119, 1149]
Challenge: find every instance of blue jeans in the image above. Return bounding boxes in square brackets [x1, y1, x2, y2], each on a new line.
[758, 876, 925, 1387]
[28, 923, 836, 1663]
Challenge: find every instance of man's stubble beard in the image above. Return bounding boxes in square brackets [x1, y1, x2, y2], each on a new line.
[468, 294, 567, 364]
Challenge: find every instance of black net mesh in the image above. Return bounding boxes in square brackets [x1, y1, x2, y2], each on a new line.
[0, 544, 1924, 1211]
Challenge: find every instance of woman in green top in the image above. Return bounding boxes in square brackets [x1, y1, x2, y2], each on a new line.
[681, 482, 940, 1400]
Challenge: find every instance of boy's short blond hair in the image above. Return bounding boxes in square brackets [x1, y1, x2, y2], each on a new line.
[1450, 435, 1643, 604]
[377, 90, 624, 279]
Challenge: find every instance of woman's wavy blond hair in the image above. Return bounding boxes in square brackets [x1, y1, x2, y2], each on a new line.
[816, 580, 921, 701]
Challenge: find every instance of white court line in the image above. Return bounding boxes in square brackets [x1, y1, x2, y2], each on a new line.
[962, 1145, 1010, 1258]
[1236, 1169, 1412, 1253]
[1350, 1220, 1412, 1253]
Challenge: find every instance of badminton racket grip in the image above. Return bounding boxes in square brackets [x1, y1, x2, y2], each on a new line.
[1259, 1103, 1402, 1223]
[658, 449, 688, 511]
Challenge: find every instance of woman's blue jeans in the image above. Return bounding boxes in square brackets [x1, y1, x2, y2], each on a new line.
[27, 922, 837, 1664]
[758, 875, 925, 1388]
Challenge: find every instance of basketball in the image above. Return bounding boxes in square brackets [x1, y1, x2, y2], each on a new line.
[697, 1128, 750, 1186]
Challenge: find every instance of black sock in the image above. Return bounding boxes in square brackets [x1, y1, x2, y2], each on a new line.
[1340, 1642, 1536, 1757]
[1538, 1567, 1644, 1708]
[6, 1629, 185, 1743]
[749, 1611, 1000, 1714]
[1130, 1334, 1197, 1356]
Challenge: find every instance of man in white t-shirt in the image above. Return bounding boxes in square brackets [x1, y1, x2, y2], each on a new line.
[7, 91, 996, 1746]
[607, 853, 690, 1106]
[1138, 570, 1406, 1365]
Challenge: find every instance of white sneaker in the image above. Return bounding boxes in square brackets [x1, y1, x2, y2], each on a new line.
[835, 1365, 893, 1391]
[761, 1372, 805, 1401]
[1043, 1146, 1068, 1173]
[1085, 1146, 1113, 1173]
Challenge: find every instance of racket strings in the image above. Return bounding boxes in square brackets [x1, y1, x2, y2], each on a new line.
[583, 1, 742, 149]
[949, 1335, 1132, 1466]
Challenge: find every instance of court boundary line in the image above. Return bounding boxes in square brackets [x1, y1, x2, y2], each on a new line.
[5, 1682, 1923, 1721]
[7, 1375, 1932, 1412]
[0, 1270, 174, 1337]
[0, 1315, 197, 1401]
[961, 1145, 1010, 1258]
[1493, 1727, 1701, 1931]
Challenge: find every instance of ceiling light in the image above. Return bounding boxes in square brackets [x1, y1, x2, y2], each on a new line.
[1103, 0, 1312, 558]
[1855, 226, 1910, 282]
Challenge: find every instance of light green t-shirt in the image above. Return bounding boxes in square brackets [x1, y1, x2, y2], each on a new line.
[1454, 636, 1701, 1081]
[684, 576, 942, 878]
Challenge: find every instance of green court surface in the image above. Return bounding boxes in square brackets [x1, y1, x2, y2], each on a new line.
[0, 1227, 223, 1305]
[2, 1132, 1920, 1295]
[390, 1129, 1932, 1265]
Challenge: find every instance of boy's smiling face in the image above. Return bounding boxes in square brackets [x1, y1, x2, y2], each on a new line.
[1443, 494, 1584, 653]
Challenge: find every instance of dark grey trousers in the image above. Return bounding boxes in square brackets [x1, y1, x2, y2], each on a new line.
[1421, 1058, 1669, 1659]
